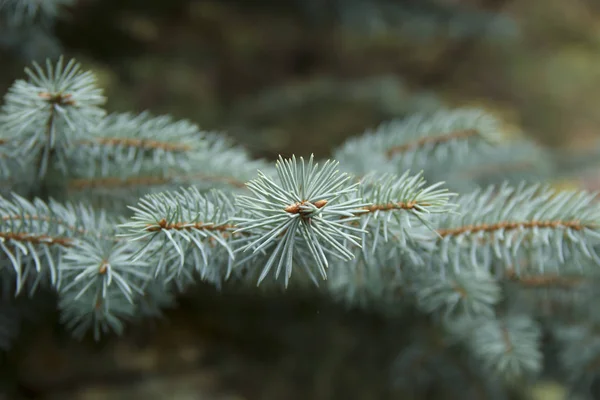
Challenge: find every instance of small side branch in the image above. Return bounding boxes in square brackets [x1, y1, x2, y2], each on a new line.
[3, 214, 102, 239]
[145, 219, 235, 233]
[385, 129, 478, 158]
[0, 231, 72, 247]
[77, 137, 192, 153]
[438, 220, 585, 237]
[362, 201, 429, 213]
[505, 269, 584, 289]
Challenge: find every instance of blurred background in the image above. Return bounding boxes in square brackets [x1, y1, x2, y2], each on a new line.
[1, 0, 599, 399]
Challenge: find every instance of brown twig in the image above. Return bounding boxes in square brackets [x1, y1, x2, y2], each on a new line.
[77, 137, 192, 153]
[438, 220, 584, 237]
[0, 231, 72, 247]
[145, 218, 235, 233]
[504, 268, 584, 289]
[385, 129, 478, 159]
[2, 214, 116, 242]
[362, 201, 427, 212]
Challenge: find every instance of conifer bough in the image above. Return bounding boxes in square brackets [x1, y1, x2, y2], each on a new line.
[2, 57, 600, 396]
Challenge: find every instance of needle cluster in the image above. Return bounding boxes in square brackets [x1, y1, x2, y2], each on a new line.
[2, 57, 600, 398]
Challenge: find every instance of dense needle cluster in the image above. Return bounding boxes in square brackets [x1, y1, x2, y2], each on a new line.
[3, 56, 600, 398]
[235, 155, 368, 285]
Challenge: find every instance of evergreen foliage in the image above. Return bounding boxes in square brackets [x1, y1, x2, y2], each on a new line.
[2, 53, 600, 398]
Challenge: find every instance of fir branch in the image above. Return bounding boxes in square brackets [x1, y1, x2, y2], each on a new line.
[71, 112, 201, 176]
[65, 129, 265, 213]
[384, 128, 479, 158]
[58, 285, 136, 341]
[116, 157, 456, 288]
[449, 315, 543, 382]
[437, 220, 585, 238]
[412, 268, 501, 318]
[234, 154, 368, 286]
[429, 182, 600, 275]
[0, 193, 115, 293]
[84, 137, 192, 153]
[356, 171, 455, 257]
[334, 108, 504, 176]
[504, 269, 585, 289]
[57, 236, 152, 340]
[3, 50, 600, 391]
[1, 203, 113, 241]
[0, 57, 106, 177]
[119, 188, 236, 286]
[0, 230, 72, 247]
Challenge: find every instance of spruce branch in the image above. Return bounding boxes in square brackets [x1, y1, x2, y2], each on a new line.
[234, 154, 368, 286]
[58, 285, 136, 341]
[384, 127, 477, 159]
[429, 182, 600, 275]
[57, 236, 152, 340]
[449, 315, 543, 382]
[0, 57, 106, 177]
[115, 156, 455, 288]
[65, 128, 269, 213]
[504, 268, 585, 289]
[3, 51, 600, 391]
[412, 268, 501, 318]
[119, 188, 236, 286]
[0, 193, 114, 294]
[357, 171, 455, 256]
[334, 108, 504, 176]
[502, 264, 600, 325]
[72, 112, 202, 176]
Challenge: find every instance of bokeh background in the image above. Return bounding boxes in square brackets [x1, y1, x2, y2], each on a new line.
[2, 0, 600, 399]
